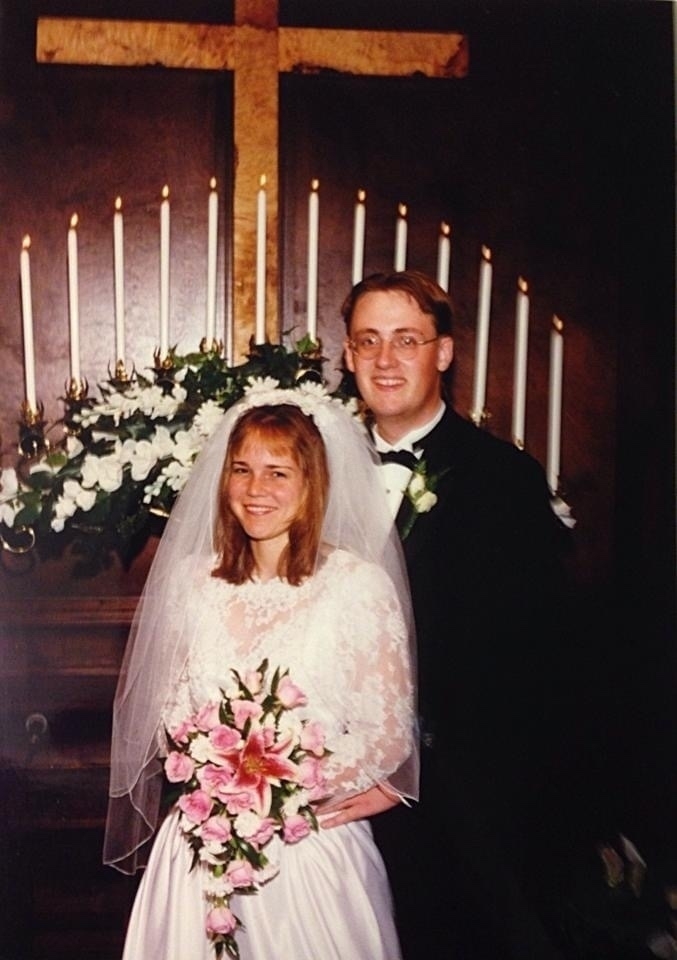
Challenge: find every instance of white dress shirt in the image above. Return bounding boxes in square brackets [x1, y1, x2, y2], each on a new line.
[373, 402, 445, 518]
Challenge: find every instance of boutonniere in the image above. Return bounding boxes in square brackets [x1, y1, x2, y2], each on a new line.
[399, 460, 449, 540]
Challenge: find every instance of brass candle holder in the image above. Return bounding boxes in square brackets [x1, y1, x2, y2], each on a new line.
[469, 408, 491, 429]
[153, 347, 177, 393]
[18, 400, 48, 459]
[199, 337, 224, 357]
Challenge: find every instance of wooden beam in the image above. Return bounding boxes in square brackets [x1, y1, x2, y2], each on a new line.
[279, 27, 468, 78]
[37, 17, 236, 70]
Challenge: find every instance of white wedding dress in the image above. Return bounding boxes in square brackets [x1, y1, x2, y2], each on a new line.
[121, 548, 413, 960]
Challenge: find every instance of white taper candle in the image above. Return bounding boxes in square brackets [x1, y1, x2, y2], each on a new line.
[67, 213, 81, 383]
[511, 277, 530, 449]
[20, 235, 37, 411]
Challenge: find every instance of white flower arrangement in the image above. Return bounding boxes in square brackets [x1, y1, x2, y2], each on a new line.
[0, 341, 337, 571]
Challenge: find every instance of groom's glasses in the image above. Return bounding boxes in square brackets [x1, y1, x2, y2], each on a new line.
[348, 332, 439, 360]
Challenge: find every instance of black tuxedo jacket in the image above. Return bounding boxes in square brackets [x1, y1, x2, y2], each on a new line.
[395, 407, 570, 813]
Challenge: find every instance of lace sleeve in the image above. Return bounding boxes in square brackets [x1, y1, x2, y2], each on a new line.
[321, 558, 415, 800]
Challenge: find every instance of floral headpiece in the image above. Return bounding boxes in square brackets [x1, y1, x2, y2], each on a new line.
[233, 377, 361, 433]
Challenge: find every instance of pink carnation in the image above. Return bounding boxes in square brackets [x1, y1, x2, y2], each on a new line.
[206, 905, 237, 936]
[194, 701, 221, 732]
[199, 762, 236, 798]
[277, 675, 308, 709]
[283, 813, 312, 844]
[250, 817, 277, 848]
[200, 815, 232, 844]
[168, 718, 195, 744]
[178, 789, 213, 824]
[300, 721, 326, 756]
[224, 788, 260, 816]
[297, 756, 325, 790]
[164, 751, 195, 783]
[231, 699, 264, 730]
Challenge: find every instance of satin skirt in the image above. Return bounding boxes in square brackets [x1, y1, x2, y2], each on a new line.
[122, 808, 402, 960]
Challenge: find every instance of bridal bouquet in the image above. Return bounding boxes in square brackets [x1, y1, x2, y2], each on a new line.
[164, 659, 330, 959]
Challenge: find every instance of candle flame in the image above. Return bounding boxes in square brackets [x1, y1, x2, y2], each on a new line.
[115, 196, 122, 211]
[518, 277, 528, 294]
[481, 245, 491, 262]
[259, 174, 267, 188]
[441, 222, 451, 237]
[162, 185, 170, 199]
[357, 189, 366, 202]
[22, 235, 31, 251]
[209, 177, 217, 190]
[398, 203, 407, 218]
[70, 213, 78, 229]
[311, 178, 319, 191]
[553, 315, 564, 333]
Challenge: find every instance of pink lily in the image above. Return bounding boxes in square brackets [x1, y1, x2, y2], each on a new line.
[230, 729, 299, 816]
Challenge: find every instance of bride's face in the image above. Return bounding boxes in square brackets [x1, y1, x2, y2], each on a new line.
[226, 436, 306, 551]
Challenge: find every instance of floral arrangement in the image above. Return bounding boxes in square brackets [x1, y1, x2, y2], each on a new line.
[0, 338, 346, 573]
[399, 459, 449, 540]
[164, 659, 330, 959]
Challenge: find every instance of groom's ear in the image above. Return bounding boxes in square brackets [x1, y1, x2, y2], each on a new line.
[343, 339, 356, 373]
[436, 335, 454, 372]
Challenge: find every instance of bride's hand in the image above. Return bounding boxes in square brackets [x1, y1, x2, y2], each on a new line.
[316, 784, 400, 829]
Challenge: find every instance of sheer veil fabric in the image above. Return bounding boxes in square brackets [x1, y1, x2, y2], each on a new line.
[104, 382, 418, 875]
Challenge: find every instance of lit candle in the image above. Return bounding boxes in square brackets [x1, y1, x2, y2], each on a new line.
[206, 177, 218, 345]
[471, 246, 492, 424]
[436, 221, 451, 292]
[113, 197, 125, 367]
[352, 189, 366, 285]
[511, 277, 529, 449]
[307, 179, 320, 341]
[255, 175, 267, 344]
[547, 315, 564, 493]
[394, 203, 408, 271]
[67, 213, 81, 383]
[20, 235, 37, 411]
[160, 185, 170, 357]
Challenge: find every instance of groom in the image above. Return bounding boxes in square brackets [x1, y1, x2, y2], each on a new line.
[323, 271, 571, 958]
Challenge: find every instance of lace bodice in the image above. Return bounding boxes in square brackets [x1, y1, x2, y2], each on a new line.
[162, 549, 414, 799]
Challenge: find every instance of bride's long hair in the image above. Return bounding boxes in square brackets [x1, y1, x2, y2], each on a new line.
[212, 404, 329, 585]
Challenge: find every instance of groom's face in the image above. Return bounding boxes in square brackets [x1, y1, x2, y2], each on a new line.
[344, 290, 453, 444]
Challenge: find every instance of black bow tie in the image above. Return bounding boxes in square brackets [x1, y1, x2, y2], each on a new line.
[378, 449, 420, 470]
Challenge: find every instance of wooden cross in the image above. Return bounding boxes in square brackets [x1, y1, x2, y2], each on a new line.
[36, 0, 467, 360]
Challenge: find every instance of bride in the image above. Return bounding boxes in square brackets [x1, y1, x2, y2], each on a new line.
[104, 383, 418, 959]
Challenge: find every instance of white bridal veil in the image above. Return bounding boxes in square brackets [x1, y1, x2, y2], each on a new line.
[104, 381, 418, 874]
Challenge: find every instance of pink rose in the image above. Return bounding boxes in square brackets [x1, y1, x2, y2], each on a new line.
[283, 813, 311, 844]
[209, 724, 241, 753]
[300, 721, 326, 756]
[168, 718, 195, 744]
[231, 699, 264, 730]
[244, 669, 263, 694]
[277, 675, 307, 709]
[199, 762, 236, 798]
[195, 701, 220, 732]
[200, 815, 232, 844]
[164, 751, 195, 783]
[297, 756, 324, 790]
[206, 905, 237, 936]
[178, 789, 213, 824]
[250, 817, 277, 848]
[224, 788, 259, 815]
[226, 859, 256, 888]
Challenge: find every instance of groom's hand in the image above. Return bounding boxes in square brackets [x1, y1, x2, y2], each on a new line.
[316, 784, 399, 828]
